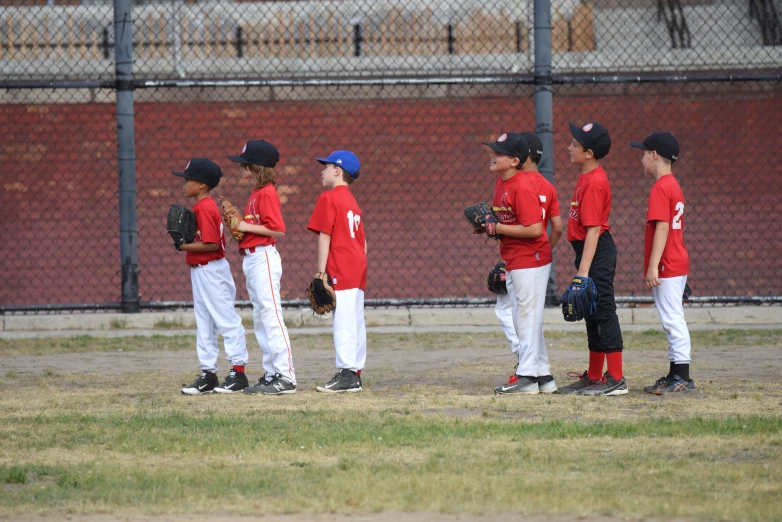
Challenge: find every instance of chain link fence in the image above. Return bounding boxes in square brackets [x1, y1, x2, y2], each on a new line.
[1, 0, 781, 311]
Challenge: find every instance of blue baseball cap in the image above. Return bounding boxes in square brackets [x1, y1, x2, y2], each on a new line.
[315, 150, 361, 178]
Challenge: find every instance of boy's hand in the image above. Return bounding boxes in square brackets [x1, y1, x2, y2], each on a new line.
[645, 266, 660, 289]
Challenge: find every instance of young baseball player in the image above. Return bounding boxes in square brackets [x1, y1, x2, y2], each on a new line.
[482, 133, 556, 395]
[493, 132, 563, 376]
[558, 122, 627, 396]
[307, 150, 367, 393]
[172, 158, 250, 396]
[631, 132, 696, 394]
[226, 140, 296, 395]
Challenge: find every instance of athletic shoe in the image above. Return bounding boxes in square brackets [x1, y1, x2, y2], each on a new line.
[258, 374, 297, 395]
[494, 375, 539, 395]
[643, 375, 672, 394]
[579, 373, 629, 396]
[316, 369, 362, 393]
[557, 371, 595, 395]
[242, 373, 272, 395]
[181, 371, 218, 395]
[538, 375, 558, 394]
[214, 368, 249, 394]
[654, 375, 697, 395]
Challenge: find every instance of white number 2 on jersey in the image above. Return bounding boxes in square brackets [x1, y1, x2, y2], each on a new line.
[672, 202, 684, 230]
[347, 210, 361, 239]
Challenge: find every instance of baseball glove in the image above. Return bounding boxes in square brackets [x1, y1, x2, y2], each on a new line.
[560, 275, 599, 322]
[219, 196, 244, 241]
[486, 261, 508, 295]
[167, 204, 196, 251]
[307, 272, 336, 315]
[463, 202, 501, 240]
[683, 282, 692, 303]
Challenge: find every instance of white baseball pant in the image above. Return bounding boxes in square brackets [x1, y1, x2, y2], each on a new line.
[333, 288, 366, 372]
[653, 275, 691, 364]
[191, 257, 248, 373]
[494, 274, 520, 355]
[508, 263, 552, 377]
[242, 246, 296, 385]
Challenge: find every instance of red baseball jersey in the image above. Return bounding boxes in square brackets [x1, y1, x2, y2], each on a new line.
[567, 165, 612, 241]
[529, 171, 560, 231]
[492, 172, 552, 271]
[307, 186, 367, 291]
[644, 174, 689, 277]
[186, 196, 226, 265]
[238, 184, 286, 249]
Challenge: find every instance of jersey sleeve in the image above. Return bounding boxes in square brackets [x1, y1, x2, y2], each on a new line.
[196, 203, 222, 244]
[548, 188, 560, 219]
[513, 186, 543, 227]
[307, 192, 336, 235]
[578, 179, 604, 227]
[260, 188, 286, 233]
[646, 184, 670, 223]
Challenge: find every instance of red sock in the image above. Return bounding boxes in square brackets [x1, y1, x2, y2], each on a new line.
[588, 351, 605, 381]
[356, 370, 361, 376]
[605, 352, 623, 381]
[232, 365, 245, 374]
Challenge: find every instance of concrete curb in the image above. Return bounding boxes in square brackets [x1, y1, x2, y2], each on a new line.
[2, 306, 780, 332]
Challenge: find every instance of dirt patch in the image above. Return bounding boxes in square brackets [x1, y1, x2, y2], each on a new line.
[3, 333, 780, 388]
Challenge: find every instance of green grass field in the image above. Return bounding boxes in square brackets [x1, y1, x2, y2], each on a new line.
[1, 329, 781, 521]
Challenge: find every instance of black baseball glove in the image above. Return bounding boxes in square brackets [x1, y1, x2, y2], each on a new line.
[307, 272, 336, 314]
[486, 261, 507, 295]
[463, 202, 501, 240]
[167, 204, 196, 251]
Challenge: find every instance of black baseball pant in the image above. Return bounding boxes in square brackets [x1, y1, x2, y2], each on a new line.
[570, 231, 624, 353]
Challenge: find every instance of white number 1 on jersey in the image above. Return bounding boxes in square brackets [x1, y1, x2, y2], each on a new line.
[347, 210, 361, 239]
[672, 202, 684, 230]
[539, 195, 547, 221]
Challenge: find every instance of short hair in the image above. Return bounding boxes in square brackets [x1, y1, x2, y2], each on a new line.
[341, 167, 356, 184]
[529, 154, 541, 165]
[243, 163, 276, 188]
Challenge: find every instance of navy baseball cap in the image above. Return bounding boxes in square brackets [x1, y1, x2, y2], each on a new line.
[483, 132, 530, 163]
[171, 158, 222, 188]
[569, 121, 611, 159]
[520, 131, 543, 158]
[316, 150, 361, 178]
[630, 131, 680, 162]
[227, 140, 280, 167]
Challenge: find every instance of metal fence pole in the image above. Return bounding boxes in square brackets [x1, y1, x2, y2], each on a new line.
[534, 0, 558, 305]
[115, 0, 139, 313]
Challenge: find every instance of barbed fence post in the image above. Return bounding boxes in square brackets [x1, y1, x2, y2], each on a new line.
[115, 0, 139, 313]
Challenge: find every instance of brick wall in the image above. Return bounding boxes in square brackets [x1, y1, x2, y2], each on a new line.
[1, 82, 779, 306]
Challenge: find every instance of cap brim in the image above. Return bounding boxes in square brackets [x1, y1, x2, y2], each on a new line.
[568, 122, 585, 144]
[482, 142, 511, 154]
[315, 157, 332, 165]
[227, 155, 251, 164]
[629, 142, 647, 149]
[171, 171, 187, 177]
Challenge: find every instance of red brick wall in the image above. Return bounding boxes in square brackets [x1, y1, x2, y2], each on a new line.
[2, 83, 780, 306]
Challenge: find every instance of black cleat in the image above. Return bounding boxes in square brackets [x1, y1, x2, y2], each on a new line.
[316, 369, 362, 393]
[214, 368, 249, 394]
[181, 371, 219, 395]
